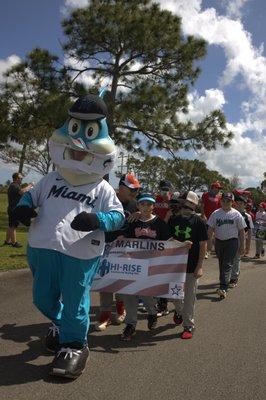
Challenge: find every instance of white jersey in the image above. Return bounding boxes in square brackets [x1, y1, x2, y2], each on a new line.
[207, 207, 246, 241]
[28, 171, 124, 259]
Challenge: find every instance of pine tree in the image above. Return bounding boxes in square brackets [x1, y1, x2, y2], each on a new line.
[63, 0, 233, 155]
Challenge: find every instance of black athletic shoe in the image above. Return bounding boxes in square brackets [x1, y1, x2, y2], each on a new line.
[121, 324, 136, 341]
[156, 298, 169, 316]
[11, 242, 23, 248]
[229, 278, 238, 288]
[50, 345, 89, 379]
[173, 311, 183, 325]
[45, 324, 60, 353]
[147, 314, 158, 330]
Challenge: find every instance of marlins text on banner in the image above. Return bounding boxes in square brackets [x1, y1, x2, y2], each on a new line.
[91, 239, 188, 299]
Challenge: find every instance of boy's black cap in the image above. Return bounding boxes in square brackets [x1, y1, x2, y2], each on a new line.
[69, 94, 108, 120]
[159, 180, 172, 190]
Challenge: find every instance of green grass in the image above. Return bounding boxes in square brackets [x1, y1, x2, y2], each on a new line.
[0, 193, 29, 271]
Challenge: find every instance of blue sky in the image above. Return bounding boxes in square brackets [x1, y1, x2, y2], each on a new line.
[0, 0, 265, 188]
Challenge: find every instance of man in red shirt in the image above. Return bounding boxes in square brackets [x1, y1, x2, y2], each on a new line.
[154, 180, 173, 220]
[201, 182, 222, 220]
[154, 180, 173, 316]
[201, 182, 222, 257]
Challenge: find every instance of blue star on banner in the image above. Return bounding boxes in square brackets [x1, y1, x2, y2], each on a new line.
[170, 284, 182, 296]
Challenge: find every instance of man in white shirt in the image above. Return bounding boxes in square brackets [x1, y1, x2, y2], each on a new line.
[207, 192, 246, 299]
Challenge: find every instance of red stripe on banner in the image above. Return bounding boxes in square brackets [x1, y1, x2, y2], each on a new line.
[120, 247, 188, 259]
[135, 283, 169, 296]
[148, 263, 187, 276]
[97, 279, 134, 293]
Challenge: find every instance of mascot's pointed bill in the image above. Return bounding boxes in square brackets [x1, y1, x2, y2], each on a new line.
[12, 93, 124, 379]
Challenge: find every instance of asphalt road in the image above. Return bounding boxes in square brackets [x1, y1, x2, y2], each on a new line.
[0, 243, 265, 400]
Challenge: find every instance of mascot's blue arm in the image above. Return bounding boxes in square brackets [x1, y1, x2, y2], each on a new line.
[16, 192, 34, 208]
[96, 211, 125, 232]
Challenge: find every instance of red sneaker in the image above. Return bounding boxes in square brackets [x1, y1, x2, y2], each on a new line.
[181, 327, 193, 339]
[95, 311, 112, 331]
[115, 300, 126, 324]
[173, 312, 183, 325]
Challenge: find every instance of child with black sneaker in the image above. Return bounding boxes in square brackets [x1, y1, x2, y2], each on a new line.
[168, 191, 208, 339]
[120, 192, 171, 341]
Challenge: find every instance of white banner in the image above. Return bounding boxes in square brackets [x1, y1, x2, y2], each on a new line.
[92, 239, 188, 299]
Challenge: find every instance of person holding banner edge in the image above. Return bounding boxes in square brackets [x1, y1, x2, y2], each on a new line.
[95, 173, 141, 331]
[119, 192, 171, 341]
[168, 191, 208, 339]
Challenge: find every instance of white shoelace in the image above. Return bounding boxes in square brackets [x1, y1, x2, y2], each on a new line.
[48, 324, 59, 337]
[57, 347, 82, 359]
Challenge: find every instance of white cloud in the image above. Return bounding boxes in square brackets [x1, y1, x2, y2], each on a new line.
[222, 0, 250, 19]
[198, 122, 266, 187]
[64, 0, 89, 8]
[0, 55, 21, 81]
[156, 0, 266, 187]
[178, 89, 226, 123]
[62, 0, 89, 15]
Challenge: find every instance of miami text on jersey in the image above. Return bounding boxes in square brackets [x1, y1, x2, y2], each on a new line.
[47, 184, 98, 207]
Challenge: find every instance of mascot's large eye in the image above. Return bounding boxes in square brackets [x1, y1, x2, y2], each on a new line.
[68, 118, 81, 136]
[85, 122, 100, 140]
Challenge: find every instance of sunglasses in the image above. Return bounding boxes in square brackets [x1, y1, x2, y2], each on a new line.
[181, 205, 194, 211]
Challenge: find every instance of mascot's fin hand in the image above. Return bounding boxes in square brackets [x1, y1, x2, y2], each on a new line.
[70, 212, 100, 232]
[12, 206, 37, 227]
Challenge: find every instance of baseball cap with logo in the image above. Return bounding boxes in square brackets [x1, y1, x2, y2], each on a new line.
[137, 192, 156, 204]
[222, 192, 234, 201]
[180, 191, 199, 206]
[69, 94, 108, 120]
[119, 173, 140, 190]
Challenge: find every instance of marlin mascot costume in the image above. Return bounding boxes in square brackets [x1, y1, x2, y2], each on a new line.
[13, 94, 124, 379]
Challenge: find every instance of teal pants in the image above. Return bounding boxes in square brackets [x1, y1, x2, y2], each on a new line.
[27, 246, 100, 345]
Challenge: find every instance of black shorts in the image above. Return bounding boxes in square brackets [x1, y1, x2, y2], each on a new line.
[8, 210, 19, 228]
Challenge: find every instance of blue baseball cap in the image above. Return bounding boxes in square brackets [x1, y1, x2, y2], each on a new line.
[137, 192, 156, 203]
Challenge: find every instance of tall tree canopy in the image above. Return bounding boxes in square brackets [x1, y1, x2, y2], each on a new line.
[63, 0, 233, 156]
[0, 48, 84, 173]
[125, 155, 230, 192]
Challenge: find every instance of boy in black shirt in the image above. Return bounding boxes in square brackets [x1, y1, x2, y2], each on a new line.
[168, 191, 208, 339]
[121, 192, 170, 341]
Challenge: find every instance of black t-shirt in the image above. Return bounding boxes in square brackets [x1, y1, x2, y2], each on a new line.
[105, 199, 138, 243]
[124, 215, 170, 240]
[169, 213, 208, 273]
[7, 182, 21, 211]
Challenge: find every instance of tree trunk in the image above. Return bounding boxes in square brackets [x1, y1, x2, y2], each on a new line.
[19, 142, 27, 173]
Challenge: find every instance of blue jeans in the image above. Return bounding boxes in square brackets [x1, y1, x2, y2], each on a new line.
[27, 246, 100, 345]
[215, 238, 239, 291]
